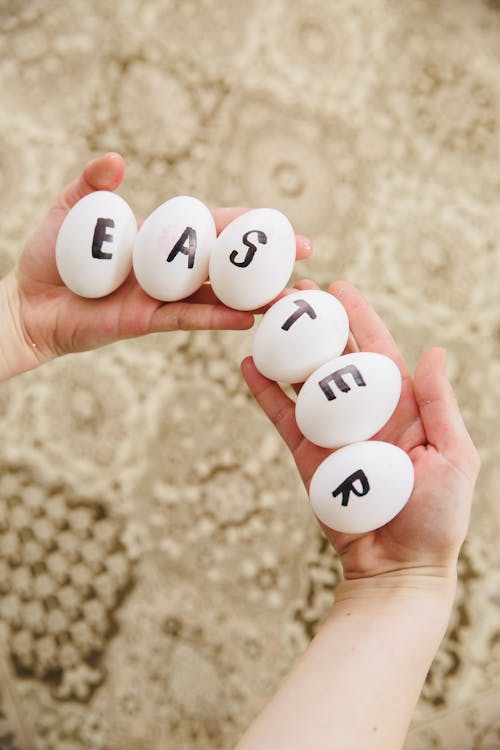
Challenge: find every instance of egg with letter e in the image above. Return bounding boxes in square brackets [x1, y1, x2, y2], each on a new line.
[56, 191, 137, 298]
[209, 208, 295, 311]
[309, 441, 414, 533]
[295, 351, 402, 448]
[133, 196, 216, 301]
[253, 289, 349, 383]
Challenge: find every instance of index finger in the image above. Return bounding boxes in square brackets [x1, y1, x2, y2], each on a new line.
[328, 280, 411, 380]
[211, 207, 313, 260]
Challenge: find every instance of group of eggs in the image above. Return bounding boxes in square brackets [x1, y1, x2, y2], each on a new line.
[56, 191, 414, 534]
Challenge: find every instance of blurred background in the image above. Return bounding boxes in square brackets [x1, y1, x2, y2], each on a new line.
[0, 1, 499, 748]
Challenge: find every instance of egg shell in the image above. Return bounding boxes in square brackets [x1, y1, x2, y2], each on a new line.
[253, 289, 349, 383]
[209, 208, 295, 311]
[133, 195, 216, 301]
[309, 441, 414, 533]
[295, 351, 402, 448]
[55, 191, 137, 298]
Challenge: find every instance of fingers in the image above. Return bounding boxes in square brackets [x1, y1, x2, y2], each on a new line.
[150, 301, 254, 332]
[293, 279, 320, 291]
[187, 281, 306, 315]
[211, 207, 248, 234]
[295, 235, 313, 260]
[211, 208, 313, 261]
[329, 280, 410, 378]
[414, 348, 480, 475]
[53, 165, 314, 260]
[185, 283, 222, 306]
[140, 277, 327, 332]
[241, 356, 305, 455]
[293, 279, 359, 355]
[55, 152, 125, 211]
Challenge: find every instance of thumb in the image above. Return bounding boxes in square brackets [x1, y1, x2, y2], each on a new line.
[54, 152, 125, 211]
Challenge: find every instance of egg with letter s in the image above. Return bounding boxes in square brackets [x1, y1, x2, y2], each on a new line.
[295, 351, 402, 448]
[253, 289, 349, 383]
[133, 195, 216, 301]
[56, 191, 137, 298]
[209, 208, 295, 311]
[309, 441, 414, 533]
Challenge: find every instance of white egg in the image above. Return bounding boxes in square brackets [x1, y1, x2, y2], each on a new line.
[253, 290, 349, 383]
[209, 208, 295, 311]
[309, 441, 414, 533]
[295, 352, 402, 448]
[133, 196, 216, 301]
[55, 191, 137, 298]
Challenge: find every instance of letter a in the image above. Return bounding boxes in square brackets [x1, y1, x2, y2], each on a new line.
[332, 470, 370, 507]
[92, 218, 115, 260]
[167, 227, 197, 269]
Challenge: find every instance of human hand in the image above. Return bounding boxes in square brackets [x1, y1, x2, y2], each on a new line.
[241, 280, 480, 590]
[0, 153, 312, 378]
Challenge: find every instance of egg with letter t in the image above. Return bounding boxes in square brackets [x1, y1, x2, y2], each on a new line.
[133, 195, 216, 301]
[253, 289, 349, 383]
[209, 208, 296, 311]
[309, 441, 414, 533]
[56, 191, 137, 298]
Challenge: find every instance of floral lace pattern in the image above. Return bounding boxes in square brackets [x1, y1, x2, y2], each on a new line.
[0, 0, 499, 748]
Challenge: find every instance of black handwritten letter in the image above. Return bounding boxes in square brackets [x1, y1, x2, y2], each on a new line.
[167, 227, 197, 269]
[332, 470, 370, 507]
[92, 218, 115, 260]
[318, 365, 367, 401]
[281, 299, 317, 331]
[229, 229, 267, 268]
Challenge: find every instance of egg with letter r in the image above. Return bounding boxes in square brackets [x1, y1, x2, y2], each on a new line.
[56, 191, 137, 298]
[209, 208, 295, 311]
[309, 441, 414, 533]
[133, 195, 216, 301]
[253, 289, 349, 383]
[295, 351, 402, 448]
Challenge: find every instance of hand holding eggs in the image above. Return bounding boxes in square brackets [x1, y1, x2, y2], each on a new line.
[56, 194, 296, 309]
[55, 187, 415, 536]
[252, 292, 414, 534]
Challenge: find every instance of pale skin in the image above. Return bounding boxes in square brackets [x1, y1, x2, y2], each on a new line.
[0, 156, 480, 749]
[237, 279, 480, 750]
[0, 151, 312, 381]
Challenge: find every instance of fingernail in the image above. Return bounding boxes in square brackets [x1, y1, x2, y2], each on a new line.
[297, 235, 312, 252]
[101, 153, 123, 185]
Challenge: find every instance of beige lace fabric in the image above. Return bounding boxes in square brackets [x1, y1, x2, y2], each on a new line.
[0, 1, 499, 748]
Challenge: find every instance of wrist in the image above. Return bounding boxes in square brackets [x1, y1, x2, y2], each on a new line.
[330, 568, 457, 635]
[0, 270, 42, 381]
[335, 566, 457, 605]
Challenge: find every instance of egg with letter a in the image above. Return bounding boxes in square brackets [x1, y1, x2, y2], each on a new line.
[309, 441, 414, 533]
[55, 191, 137, 298]
[133, 195, 216, 301]
[253, 289, 349, 383]
[295, 351, 402, 448]
[209, 208, 296, 311]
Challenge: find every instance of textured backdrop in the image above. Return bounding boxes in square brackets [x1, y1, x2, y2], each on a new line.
[1, 1, 500, 748]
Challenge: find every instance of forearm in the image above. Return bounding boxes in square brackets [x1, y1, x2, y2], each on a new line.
[0, 270, 40, 381]
[234, 572, 456, 750]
